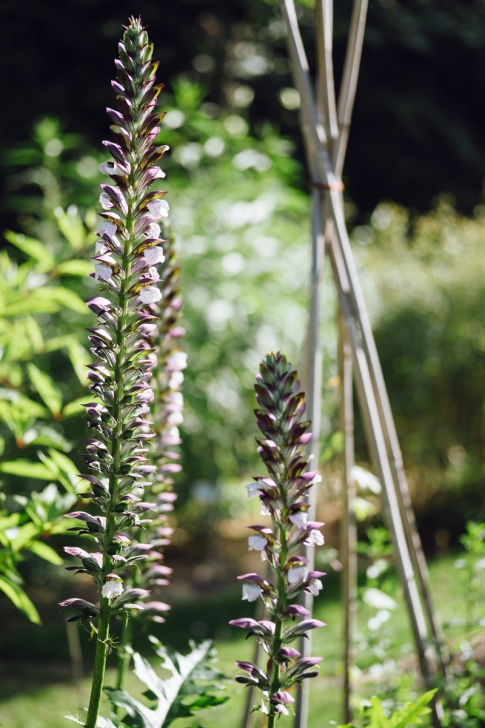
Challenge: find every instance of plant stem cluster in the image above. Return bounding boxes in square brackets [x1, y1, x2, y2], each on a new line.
[230, 352, 325, 725]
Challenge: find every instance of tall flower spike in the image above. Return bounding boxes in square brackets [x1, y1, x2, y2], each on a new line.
[59, 19, 170, 728]
[229, 353, 325, 725]
[114, 223, 185, 694]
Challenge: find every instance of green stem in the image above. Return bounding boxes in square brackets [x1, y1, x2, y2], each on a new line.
[116, 612, 132, 691]
[85, 599, 110, 728]
[84, 205, 135, 728]
[268, 524, 288, 728]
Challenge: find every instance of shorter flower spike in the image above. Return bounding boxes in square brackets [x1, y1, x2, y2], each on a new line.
[231, 352, 325, 724]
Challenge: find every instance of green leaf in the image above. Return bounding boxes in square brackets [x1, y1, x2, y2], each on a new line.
[0, 459, 57, 480]
[27, 425, 72, 452]
[27, 363, 63, 416]
[10, 522, 39, 551]
[4, 231, 55, 271]
[4, 292, 61, 317]
[67, 340, 90, 385]
[62, 397, 89, 419]
[60, 714, 85, 726]
[0, 575, 41, 624]
[354, 691, 437, 728]
[55, 259, 93, 276]
[34, 287, 87, 314]
[42, 448, 79, 493]
[105, 639, 227, 728]
[27, 540, 63, 565]
[24, 315, 44, 353]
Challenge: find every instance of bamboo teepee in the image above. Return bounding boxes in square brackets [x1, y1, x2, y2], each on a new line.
[241, 2, 448, 727]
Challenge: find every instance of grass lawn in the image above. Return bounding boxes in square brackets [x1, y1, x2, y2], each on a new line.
[0, 554, 471, 728]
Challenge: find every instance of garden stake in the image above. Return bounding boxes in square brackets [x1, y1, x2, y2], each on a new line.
[278, 0, 447, 725]
[338, 314, 357, 724]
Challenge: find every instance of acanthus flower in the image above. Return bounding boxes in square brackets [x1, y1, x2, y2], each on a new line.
[231, 353, 325, 726]
[59, 19, 174, 728]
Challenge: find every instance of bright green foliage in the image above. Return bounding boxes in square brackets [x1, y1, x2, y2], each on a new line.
[453, 521, 485, 630]
[341, 690, 436, 728]
[104, 637, 227, 728]
[0, 119, 101, 622]
[0, 483, 76, 622]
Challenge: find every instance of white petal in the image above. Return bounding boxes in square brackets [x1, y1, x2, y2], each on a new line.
[146, 223, 161, 238]
[139, 286, 162, 304]
[98, 221, 117, 237]
[94, 263, 113, 281]
[245, 482, 259, 499]
[308, 578, 323, 596]
[248, 535, 268, 552]
[288, 566, 309, 584]
[147, 199, 169, 220]
[242, 583, 262, 602]
[99, 192, 114, 210]
[167, 410, 184, 425]
[144, 246, 165, 265]
[99, 162, 119, 175]
[166, 351, 188, 371]
[289, 512, 308, 529]
[261, 503, 271, 516]
[305, 529, 325, 546]
[101, 580, 124, 600]
[96, 241, 108, 254]
[148, 266, 160, 281]
[169, 371, 184, 389]
[166, 391, 183, 407]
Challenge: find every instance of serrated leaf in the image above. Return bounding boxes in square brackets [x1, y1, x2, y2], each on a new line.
[27, 540, 63, 565]
[105, 640, 227, 728]
[60, 713, 85, 726]
[0, 575, 41, 624]
[342, 691, 438, 728]
[27, 363, 63, 416]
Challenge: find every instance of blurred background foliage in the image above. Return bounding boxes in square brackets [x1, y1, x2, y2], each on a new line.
[0, 0, 484, 631]
[3, 0, 485, 221]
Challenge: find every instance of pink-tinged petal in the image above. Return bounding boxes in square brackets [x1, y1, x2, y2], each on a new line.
[63, 546, 90, 559]
[229, 618, 260, 630]
[283, 605, 310, 618]
[271, 691, 295, 705]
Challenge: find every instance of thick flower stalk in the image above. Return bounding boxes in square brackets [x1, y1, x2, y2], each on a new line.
[229, 353, 325, 725]
[114, 225, 185, 691]
[58, 18, 170, 728]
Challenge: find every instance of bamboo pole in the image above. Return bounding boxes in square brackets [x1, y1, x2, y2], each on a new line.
[279, 1, 442, 724]
[294, 4, 334, 725]
[339, 313, 357, 723]
[328, 248, 435, 692]
[290, 0, 447, 678]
